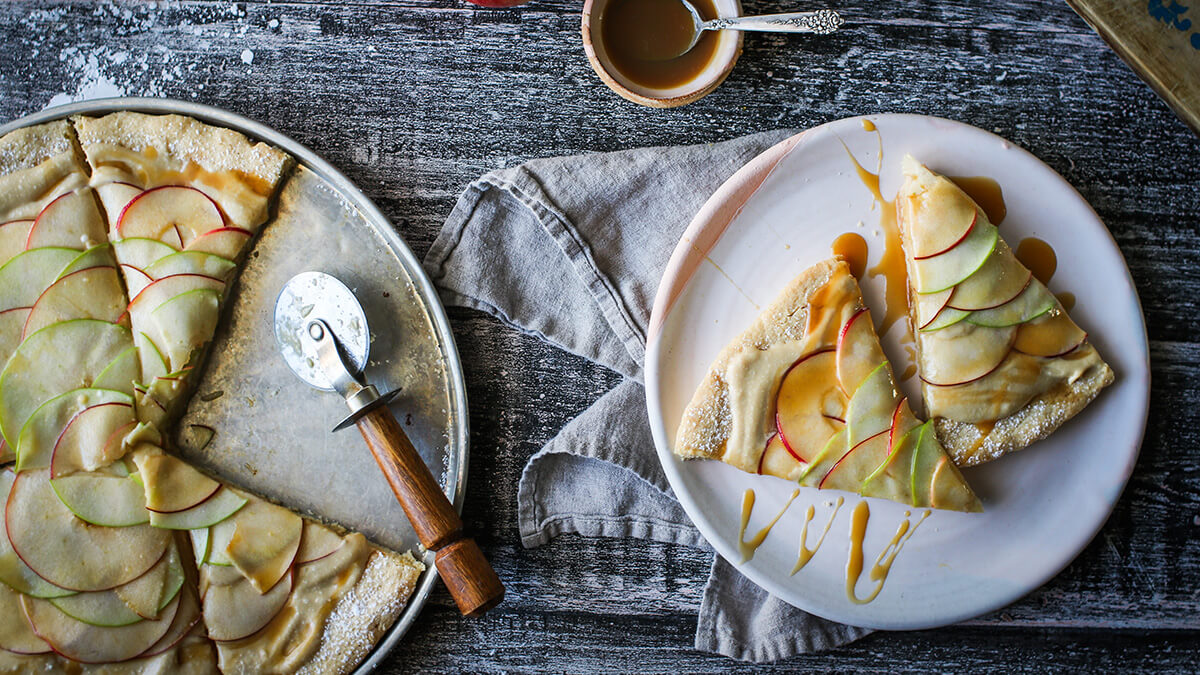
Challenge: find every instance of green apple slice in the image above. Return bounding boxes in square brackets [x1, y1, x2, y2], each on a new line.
[56, 244, 116, 280]
[113, 237, 177, 271]
[21, 591, 180, 664]
[189, 528, 211, 567]
[49, 469, 149, 527]
[861, 424, 920, 501]
[14, 389, 132, 471]
[201, 568, 292, 642]
[0, 307, 30, 368]
[133, 452, 221, 514]
[818, 429, 889, 491]
[0, 582, 52, 654]
[48, 585, 146, 628]
[24, 189, 107, 251]
[0, 319, 134, 447]
[115, 544, 184, 620]
[919, 305, 971, 333]
[911, 220, 999, 294]
[144, 288, 222, 369]
[844, 362, 898, 449]
[91, 345, 139, 393]
[835, 308, 887, 394]
[909, 423, 941, 508]
[930, 454, 982, 512]
[296, 522, 346, 565]
[137, 331, 169, 384]
[221, 496, 303, 593]
[137, 583, 201, 659]
[5, 469, 170, 592]
[148, 487, 247, 531]
[797, 429, 846, 484]
[50, 414, 136, 480]
[914, 286, 952, 329]
[143, 250, 235, 282]
[966, 280, 1056, 328]
[187, 227, 252, 260]
[22, 267, 126, 339]
[0, 219, 34, 266]
[0, 247, 79, 312]
[774, 349, 844, 463]
[945, 241, 1032, 311]
[117, 186, 225, 246]
[0, 470, 76, 599]
[918, 322, 1016, 387]
[95, 182, 144, 230]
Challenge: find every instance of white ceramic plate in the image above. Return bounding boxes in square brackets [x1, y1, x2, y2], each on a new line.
[645, 114, 1150, 630]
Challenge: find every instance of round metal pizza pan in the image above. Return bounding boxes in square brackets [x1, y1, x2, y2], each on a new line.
[0, 98, 469, 673]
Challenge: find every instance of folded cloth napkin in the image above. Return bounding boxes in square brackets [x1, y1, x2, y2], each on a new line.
[422, 130, 873, 661]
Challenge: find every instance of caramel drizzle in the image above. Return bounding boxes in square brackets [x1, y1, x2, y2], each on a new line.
[791, 496, 843, 575]
[737, 489, 799, 563]
[845, 501, 932, 605]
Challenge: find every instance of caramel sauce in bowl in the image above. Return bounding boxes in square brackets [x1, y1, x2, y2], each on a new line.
[582, 0, 743, 108]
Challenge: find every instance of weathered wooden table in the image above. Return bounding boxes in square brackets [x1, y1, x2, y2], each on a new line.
[2, 0, 1198, 671]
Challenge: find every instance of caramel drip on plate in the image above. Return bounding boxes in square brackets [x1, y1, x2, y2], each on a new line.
[1056, 292, 1076, 312]
[1015, 237, 1057, 285]
[791, 497, 843, 575]
[845, 501, 932, 605]
[738, 489, 799, 563]
[831, 232, 869, 280]
[861, 119, 877, 132]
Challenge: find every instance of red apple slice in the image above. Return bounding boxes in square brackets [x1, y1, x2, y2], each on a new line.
[914, 287, 952, 330]
[844, 362, 898, 449]
[0, 219, 34, 266]
[0, 471, 75, 600]
[221, 497, 303, 593]
[134, 453, 221, 514]
[774, 348, 845, 463]
[0, 582, 51, 654]
[819, 428, 889, 491]
[911, 206, 977, 260]
[945, 242, 1033, 311]
[48, 583, 146, 628]
[143, 288, 222, 369]
[117, 186, 225, 247]
[148, 487, 246, 531]
[757, 432, 802, 480]
[115, 544, 184, 621]
[295, 522, 346, 566]
[136, 584, 200, 658]
[918, 323, 1016, 387]
[796, 429, 846, 485]
[910, 220, 999, 294]
[861, 424, 920, 501]
[0, 247, 79, 313]
[1012, 310, 1087, 357]
[22, 267, 125, 340]
[202, 569, 293, 642]
[187, 227, 251, 260]
[920, 304, 971, 332]
[0, 307, 31, 371]
[909, 422, 940, 508]
[143, 250, 235, 282]
[49, 402, 136, 478]
[127, 273, 224, 313]
[887, 398, 921, 457]
[965, 280, 1056, 328]
[94, 182, 143, 230]
[835, 308, 886, 394]
[25, 189, 107, 252]
[22, 590, 179, 663]
[49, 469, 148, 528]
[15, 389, 133, 472]
[6, 469, 169, 592]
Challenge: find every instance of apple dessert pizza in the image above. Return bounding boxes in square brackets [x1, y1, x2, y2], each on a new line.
[0, 114, 424, 674]
[675, 258, 981, 512]
[897, 157, 1114, 466]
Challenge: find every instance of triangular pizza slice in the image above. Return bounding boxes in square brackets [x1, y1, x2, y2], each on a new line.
[72, 112, 293, 430]
[674, 258, 981, 512]
[897, 157, 1114, 466]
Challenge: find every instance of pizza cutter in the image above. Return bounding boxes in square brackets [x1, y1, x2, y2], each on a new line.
[274, 271, 504, 616]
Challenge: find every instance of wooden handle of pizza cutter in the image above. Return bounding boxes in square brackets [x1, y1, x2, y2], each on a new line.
[356, 406, 504, 616]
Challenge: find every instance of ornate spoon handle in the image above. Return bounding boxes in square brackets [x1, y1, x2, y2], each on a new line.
[703, 9, 844, 35]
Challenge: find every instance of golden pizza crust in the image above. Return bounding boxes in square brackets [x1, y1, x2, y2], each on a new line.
[674, 258, 848, 465]
[0, 119, 89, 220]
[932, 349, 1114, 466]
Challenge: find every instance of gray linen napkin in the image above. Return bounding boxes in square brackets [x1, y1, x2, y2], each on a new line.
[422, 131, 873, 661]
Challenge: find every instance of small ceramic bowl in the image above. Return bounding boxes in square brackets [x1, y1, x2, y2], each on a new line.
[582, 0, 743, 108]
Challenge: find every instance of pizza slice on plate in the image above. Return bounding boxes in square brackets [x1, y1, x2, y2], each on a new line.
[73, 112, 293, 429]
[897, 157, 1114, 466]
[674, 258, 981, 512]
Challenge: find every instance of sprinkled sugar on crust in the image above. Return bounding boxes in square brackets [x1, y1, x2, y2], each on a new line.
[0, 119, 90, 220]
[71, 112, 289, 186]
[674, 258, 842, 462]
[0, 119, 78, 175]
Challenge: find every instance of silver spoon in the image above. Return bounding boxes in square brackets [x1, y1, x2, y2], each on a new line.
[665, 3, 844, 59]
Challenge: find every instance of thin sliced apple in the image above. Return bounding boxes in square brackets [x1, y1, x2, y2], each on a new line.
[946, 242, 1032, 311]
[138, 331, 170, 384]
[930, 455, 982, 512]
[758, 433, 801, 479]
[914, 287, 952, 329]
[22, 267, 126, 339]
[117, 186, 225, 247]
[57, 244, 117, 280]
[115, 544, 184, 620]
[15, 389, 133, 471]
[0, 319, 134, 447]
[919, 305, 971, 332]
[862, 424, 919, 501]
[148, 487, 246, 530]
[844, 362, 898, 449]
[0, 471, 75, 600]
[22, 591, 179, 663]
[902, 189, 978, 259]
[113, 237, 178, 271]
[911, 220, 999, 294]
[189, 529, 211, 567]
[919, 323, 1016, 387]
[6, 469, 169, 592]
[144, 250, 235, 282]
[0, 307, 30, 368]
[92, 345, 139, 393]
[819, 429, 889, 491]
[49, 584, 145, 628]
[49, 469, 148, 528]
[136, 583, 200, 658]
[797, 429, 846, 485]
[95, 182, 144, 229]
[0, 247, 78, 312]
[188, 226, 251, 260]
[887, 398, 921, 457]
[49, 401, 136, 477]
[144, 288, 222, 369]
[295, 522, 346, 565]
[774, 349, 845, 463]
[0, 219, 34, 266]
[0, 582, 51, 654]
[1012, 310, 1087, 357]
[965, 279, 1056, 328]
[221, 496, 303, 593]
[201, 568, 292, 642]
[127, 273, 224, 314]
[835, 308, 886, 394]
[910, 423, 940, 508]
[25, 189, 106, 252]
[133, 452, 221, 514]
